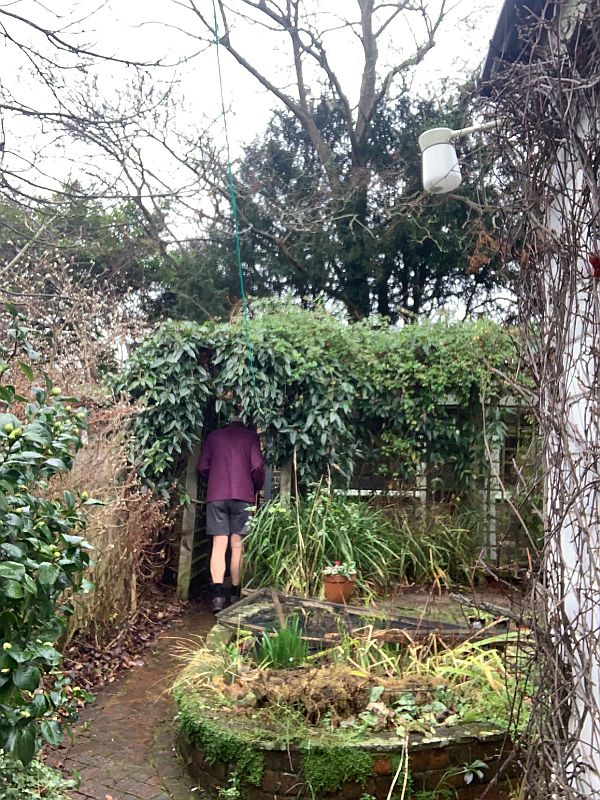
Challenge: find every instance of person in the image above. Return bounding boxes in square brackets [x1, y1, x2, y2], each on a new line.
[197, 410, 264, 612]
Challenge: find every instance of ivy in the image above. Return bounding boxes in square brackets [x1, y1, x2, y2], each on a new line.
[0, 752, 76, 799]
[115, 303, 519, 493]
[113, 320, 213, 492]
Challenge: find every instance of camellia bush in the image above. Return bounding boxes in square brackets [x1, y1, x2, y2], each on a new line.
[0, 311, 94, 765]
[115, 302, 519, 493]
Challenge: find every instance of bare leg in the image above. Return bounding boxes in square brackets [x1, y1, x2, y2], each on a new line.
[210, 534, 229, 584]
[230, 533, 244, 587]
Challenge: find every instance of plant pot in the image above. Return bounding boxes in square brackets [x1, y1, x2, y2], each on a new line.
[323, 574, 356, 604]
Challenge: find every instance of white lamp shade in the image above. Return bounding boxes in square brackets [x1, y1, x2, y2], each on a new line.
[418, 128, 462, 194]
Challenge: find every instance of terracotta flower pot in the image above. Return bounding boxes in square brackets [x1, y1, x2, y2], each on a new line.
[323, 574, 356, 604]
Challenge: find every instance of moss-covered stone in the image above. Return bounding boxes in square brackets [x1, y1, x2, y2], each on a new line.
[301, 747, 373, 794]
[175, 688, 265, 786]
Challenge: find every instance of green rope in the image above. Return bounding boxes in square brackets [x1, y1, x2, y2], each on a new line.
[211, 1, 259, 410]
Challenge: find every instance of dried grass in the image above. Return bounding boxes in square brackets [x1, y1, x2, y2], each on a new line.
[55, 404, 173, 646]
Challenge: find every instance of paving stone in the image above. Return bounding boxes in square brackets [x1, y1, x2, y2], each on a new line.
[66, 751, 100, 766]
[124, 784, 165, 799]
[44, 605, 212, 799]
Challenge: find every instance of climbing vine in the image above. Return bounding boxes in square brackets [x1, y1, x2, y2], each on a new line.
[115, 303, 518, 493]
[113, 320, 213, 492]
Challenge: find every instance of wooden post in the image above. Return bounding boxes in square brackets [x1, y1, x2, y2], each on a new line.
[177, 442, 202, 601]
[279, 458, 293, 506]
[416, 461, 428, 510]
[487, 445, 501, 564]
[263, 464, 273, 501]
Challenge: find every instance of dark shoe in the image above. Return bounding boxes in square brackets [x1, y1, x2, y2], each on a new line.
[212, 583, 225, 614]
[229, 585, 241, 605]
[212, 595, 226, 613]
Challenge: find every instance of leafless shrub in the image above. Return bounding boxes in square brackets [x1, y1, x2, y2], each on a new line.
[481, 0, 600, 796]
[56, 404, 174, 647]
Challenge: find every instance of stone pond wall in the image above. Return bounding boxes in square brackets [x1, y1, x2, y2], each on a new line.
[177, 723, 519, 799]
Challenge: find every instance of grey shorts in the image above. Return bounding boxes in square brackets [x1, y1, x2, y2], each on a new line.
[206, 500, 252, 536]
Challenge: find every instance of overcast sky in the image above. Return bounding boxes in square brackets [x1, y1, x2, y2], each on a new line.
[108, 0, 506, 147]
[1, 0, 505, 208]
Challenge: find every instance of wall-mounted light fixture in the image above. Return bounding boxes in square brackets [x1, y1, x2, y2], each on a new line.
[418, 120, 499, 194]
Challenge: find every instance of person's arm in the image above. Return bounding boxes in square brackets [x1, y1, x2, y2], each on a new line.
[250, 433, 265, 491]
[197, 435, 212, 481]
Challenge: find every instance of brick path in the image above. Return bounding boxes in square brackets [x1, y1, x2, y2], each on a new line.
[48, 605, 214, 800]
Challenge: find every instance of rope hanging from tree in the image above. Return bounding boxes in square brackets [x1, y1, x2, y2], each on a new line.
[211, 0, 258, 409]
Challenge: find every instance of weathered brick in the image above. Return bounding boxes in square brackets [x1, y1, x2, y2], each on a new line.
[333, 780, 369, 800]
[191, 750, 205, 770]
[124, 783, 165, 800]
[413, 766, 469, 793]
[264, 748, 301, 773]
[261, 768, 303, 795]
[454, 779, 513, 800]
[196, 768, 220, 789]
[445, 741, 473, 766]
[470, 738, 513, 762]
[409, 745, 450, 772]
[210, 760, 228, 781]
[372, 754, 393, 775]
[245, 786, 270, 800]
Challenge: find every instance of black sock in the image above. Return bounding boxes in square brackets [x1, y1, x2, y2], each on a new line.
[230, 584, 241, 598]
[212, 583, 225, 597]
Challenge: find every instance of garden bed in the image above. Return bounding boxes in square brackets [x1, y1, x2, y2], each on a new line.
[174, 622, 527, 799]
[177, 717, 517, 800]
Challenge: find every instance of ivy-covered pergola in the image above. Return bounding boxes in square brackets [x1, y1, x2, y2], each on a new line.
[115, 303, 521, 597]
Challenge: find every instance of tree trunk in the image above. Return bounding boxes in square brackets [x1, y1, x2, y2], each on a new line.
[337, 187, 371, 318]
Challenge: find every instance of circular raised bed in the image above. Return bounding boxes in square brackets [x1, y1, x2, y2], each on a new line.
[176, 690, 518, 799]
[175, 625, 521, 799]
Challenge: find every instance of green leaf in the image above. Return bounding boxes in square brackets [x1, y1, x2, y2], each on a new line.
[7, 647, 32, 664]
[0, 413, 20, 431]
[3, 580, 24, 599]
[34, 645, 61, 665]
[16, 723, 36, 766]
[30, 692, 47, 715]
[44, 458, 67, 471]
[17, 361, 34, 381]
[10, 451, 45, 463]
[0, 610, 18, 636]
[22, 574, 38, 595]
[0, 386, 15, 404]
[37, 563, 60, 587]
[0, 562, 26, 580]
[13, 663, 42, 692]
[0, 544, 23, 559]
[40, 719, 62, 746]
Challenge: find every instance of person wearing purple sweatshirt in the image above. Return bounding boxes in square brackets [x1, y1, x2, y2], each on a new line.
[197, 413, 264, 612]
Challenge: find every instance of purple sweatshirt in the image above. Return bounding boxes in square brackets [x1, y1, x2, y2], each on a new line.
[197, 423, 265, 503]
